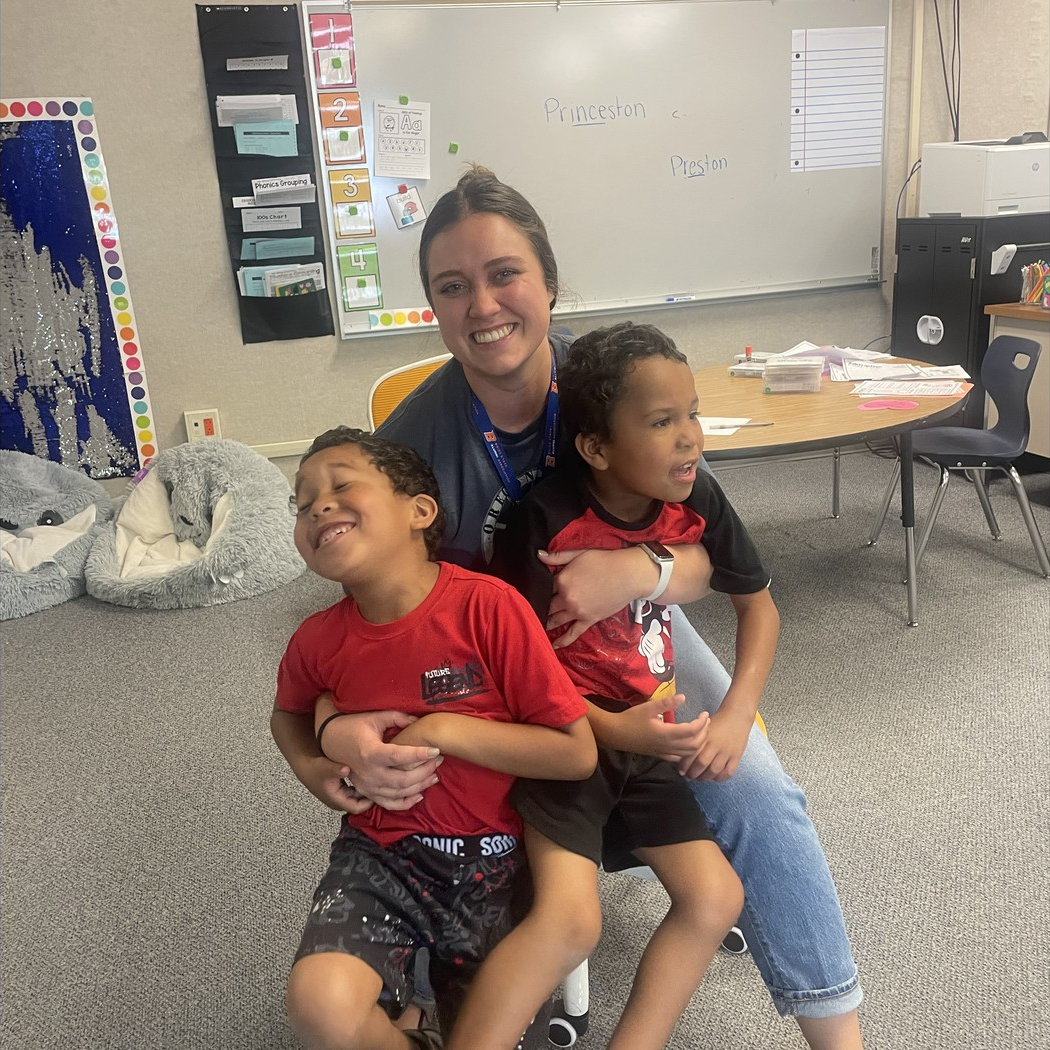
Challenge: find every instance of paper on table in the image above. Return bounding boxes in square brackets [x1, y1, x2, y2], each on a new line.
[910, 365, 970, 380]
[841, 360, 920, 381]
[851, 380, 965, 397]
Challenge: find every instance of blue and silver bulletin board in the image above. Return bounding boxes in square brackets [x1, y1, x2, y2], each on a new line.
[0, 97, 154, 478]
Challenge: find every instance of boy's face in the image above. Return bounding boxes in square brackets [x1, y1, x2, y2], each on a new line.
[579, 356, 705, 522]
[293, 444, 433, 585]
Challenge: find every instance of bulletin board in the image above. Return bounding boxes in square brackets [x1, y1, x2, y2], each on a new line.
[307, 0, 890, 338]
[0, 97, 155, 477]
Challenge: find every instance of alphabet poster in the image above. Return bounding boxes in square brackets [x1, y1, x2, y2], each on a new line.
[0, 97, 154, 477]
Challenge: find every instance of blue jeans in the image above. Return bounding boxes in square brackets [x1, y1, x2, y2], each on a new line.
[670, 605, 863, 1019]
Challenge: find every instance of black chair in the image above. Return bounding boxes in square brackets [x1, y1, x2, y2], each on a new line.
[868, 334, 1050, 579]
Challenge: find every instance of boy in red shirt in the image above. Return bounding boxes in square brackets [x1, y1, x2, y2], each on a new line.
[493, 321, 777, 1050]
[271, 428, 596, 1050]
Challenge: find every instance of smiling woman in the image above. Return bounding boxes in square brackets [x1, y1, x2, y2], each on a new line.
[325, 166, 866, 1050]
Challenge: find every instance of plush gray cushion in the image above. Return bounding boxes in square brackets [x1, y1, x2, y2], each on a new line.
[85, 440, 304, 609]
[0, 450, 115, 620]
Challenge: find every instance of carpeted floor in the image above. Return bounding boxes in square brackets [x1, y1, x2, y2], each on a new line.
[2, 449, 1047, 1050]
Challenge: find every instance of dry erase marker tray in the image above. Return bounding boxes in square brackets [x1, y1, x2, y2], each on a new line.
[762, 357, 823, 393]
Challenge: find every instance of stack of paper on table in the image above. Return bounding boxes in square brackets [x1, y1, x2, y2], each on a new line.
[851, 379, 967, 397]
[835, 361, 970, 382]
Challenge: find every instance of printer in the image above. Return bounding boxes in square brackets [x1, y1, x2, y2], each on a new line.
[919, 138, 1049, 217]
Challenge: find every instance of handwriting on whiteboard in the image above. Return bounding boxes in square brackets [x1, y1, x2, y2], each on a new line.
[544, 96, 647, 126]
[670, 154, 729, 178]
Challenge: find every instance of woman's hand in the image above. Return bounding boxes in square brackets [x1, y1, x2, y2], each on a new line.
[319, 709, 444, 811]
[539, 543, 714, 648]
[540, 547, 650, 647]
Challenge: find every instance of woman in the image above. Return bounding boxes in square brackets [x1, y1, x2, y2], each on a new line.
[323, 166, 865, 1049]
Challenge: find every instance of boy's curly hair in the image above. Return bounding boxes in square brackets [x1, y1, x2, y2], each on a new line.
[300, 427, 447, 558]
[560, 322, 688, 442]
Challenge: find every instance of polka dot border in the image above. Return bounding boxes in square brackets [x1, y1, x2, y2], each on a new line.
[1, 97, 155, 470]
[367, 307, 437, 331]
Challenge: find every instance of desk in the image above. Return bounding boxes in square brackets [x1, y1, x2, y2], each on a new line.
[693, 358, 970, 625]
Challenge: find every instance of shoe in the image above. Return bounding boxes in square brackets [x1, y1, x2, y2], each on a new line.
[403, 1007, 443, 1049]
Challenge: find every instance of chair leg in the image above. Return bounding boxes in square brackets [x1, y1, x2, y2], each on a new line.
[550, 960, 589, 1047]
[967, 469, 1001, 539]
[831, 447, 841, 519]
[912, 466, 951, 576]
[868, 457, 900, 546]
[1005, 467, 1050, 577]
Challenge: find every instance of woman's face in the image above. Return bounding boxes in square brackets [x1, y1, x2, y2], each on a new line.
[424, 212, 554, 387]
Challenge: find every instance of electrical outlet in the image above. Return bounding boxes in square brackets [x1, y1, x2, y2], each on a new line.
[184, 409, 222, 443]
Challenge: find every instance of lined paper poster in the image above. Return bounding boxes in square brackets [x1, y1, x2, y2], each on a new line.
[790, 26, 886, 172]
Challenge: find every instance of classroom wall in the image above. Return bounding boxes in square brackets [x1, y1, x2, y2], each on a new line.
[1, 0, 1048, 454]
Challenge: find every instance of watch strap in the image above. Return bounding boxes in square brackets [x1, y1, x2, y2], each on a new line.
[641, 543, 674, 602]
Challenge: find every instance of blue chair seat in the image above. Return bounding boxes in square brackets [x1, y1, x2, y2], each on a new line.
[868, 333, 1049, 586]
[914, 425, 1024, 467]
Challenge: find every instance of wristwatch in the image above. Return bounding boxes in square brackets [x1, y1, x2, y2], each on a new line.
[639, 541, 675, 602]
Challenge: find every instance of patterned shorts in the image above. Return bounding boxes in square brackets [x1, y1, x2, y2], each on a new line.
[295, 821, 525, 1025]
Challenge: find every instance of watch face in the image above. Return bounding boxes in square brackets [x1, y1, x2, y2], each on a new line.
[643, 541, 674, 563]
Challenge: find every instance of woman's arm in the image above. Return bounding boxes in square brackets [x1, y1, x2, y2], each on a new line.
[391, 713, 597, 781]
[312, 691, 444, 812]
[539, 543, 714, 647]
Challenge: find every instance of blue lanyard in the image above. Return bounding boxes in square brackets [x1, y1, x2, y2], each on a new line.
[470, 350, 559, 503]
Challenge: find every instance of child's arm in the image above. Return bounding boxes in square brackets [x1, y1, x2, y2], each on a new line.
[679, 587, 780, 783]
[390, 713, 597, 782]
[270, 700, 373, 813]
[583, 692, 710, 761]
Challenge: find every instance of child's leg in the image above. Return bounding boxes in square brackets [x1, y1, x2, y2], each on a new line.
[607, 840, 744, 1050]
[287, 952, 418, 1050]
[444, 826, 601, 1050]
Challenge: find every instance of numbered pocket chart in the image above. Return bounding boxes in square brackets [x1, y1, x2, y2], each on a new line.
[196, 4, 333, 344]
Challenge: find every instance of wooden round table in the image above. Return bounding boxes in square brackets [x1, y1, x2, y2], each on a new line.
[693, 357, 971, 625]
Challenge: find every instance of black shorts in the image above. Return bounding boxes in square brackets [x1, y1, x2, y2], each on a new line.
[295, 820, 526, 1027]
[511, 744, 712, 873]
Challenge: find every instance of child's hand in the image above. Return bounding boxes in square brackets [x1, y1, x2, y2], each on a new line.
[677, 706, 752, 782]
[302, 755, 375, 815]
[613, 693, 710, 760]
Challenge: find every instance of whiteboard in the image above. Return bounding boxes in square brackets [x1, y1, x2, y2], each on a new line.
[335, 0, 889, 333]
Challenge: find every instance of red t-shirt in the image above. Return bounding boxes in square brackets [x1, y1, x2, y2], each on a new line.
[544, 502, 706, 708]
[276, 562, 587, 845]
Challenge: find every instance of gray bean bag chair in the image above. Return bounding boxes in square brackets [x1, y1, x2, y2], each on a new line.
[0, 450, 115, 620]
[85, 439, 304, 609]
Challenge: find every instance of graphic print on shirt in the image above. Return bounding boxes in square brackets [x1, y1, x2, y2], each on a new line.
[633, 599, 677, 699]
[420, 659, 490, 705]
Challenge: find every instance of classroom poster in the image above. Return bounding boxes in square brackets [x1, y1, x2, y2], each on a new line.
[302, 0, 437, 338]
[0, 98, 155, 478]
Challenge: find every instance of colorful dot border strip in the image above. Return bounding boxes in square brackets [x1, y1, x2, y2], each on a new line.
[367, 307, 438, 331]
[0, 97, 156, 469]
